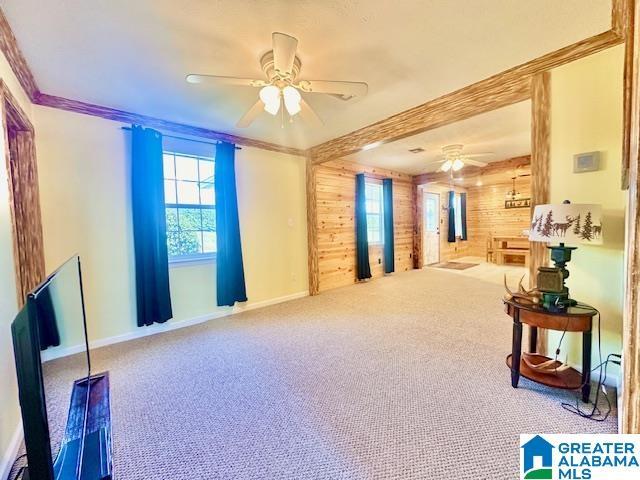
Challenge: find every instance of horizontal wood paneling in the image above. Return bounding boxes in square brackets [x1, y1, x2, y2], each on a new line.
[316, 160, 414, 292]
[466, 174, 532, 258]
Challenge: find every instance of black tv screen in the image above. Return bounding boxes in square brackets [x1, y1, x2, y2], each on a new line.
[12, 255, 92, 479]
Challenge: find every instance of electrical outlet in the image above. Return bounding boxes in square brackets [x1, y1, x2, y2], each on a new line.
[378, 258, 382, 264]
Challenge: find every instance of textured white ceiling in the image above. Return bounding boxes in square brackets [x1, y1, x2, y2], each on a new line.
[0, 0, 611, 149]
[343, 101, 531, 175]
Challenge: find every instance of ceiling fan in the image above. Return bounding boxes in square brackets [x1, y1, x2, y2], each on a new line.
[428, 144, 493, 172]
[186, 32, 368, 128]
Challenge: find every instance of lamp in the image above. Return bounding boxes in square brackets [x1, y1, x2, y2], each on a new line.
[441, 160, 453, 172]
[529, 201, 602, 311]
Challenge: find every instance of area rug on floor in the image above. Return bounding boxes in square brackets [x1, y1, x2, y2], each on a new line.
[429, 261, 479, 270]
[18, 268, 616, 480]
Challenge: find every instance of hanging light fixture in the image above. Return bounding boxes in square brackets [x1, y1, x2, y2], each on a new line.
[452, 158, 464, 171]
[441, 160, 453, 172]
[505, 176, 521, 200]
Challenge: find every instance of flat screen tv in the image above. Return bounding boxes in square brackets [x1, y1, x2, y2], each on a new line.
[11, 255, 112, 480]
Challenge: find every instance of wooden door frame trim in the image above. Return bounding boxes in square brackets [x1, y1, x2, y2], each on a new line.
[623, 0, 640, 435]
[0, 79, 42, 306]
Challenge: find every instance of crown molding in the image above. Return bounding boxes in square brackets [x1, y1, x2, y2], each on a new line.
[33, 92, 306, 156]
[0, 7, 38, 102]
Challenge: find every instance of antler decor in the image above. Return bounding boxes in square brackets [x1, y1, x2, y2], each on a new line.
[503, 274, 542, 305]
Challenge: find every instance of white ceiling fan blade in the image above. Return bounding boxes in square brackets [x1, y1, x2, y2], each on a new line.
[464, 159, 489, 167]
[299, 98, 324, 127]
[186, 74, 267, 87]
[272, 32, 298, 75]
[236, 100, 265, 128]
[296, 80, 368, 99]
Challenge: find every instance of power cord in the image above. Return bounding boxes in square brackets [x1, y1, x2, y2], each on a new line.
[552, 306, 619, 422]
[8, 453, 27, 480]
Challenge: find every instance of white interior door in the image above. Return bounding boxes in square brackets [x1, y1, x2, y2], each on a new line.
[424, 192, 440, 265]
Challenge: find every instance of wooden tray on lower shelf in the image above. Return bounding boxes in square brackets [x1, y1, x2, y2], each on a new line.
[506, 353, 583, 390]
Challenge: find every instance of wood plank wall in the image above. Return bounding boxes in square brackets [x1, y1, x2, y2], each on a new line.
[465, 172, 532, 257]
[315, 160, 414, 292]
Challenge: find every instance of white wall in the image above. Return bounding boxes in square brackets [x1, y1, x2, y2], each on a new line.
[34, 106, 308, 345]
[548, 45, 625, 380]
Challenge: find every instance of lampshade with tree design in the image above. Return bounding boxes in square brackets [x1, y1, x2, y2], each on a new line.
[528, 203, 603, 245]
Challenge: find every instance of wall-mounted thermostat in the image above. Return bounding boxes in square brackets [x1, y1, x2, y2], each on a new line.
[573, 151, 600, 173]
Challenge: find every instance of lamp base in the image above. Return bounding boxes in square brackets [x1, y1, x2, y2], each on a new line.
[541, 292, 577, 312]
[537, 243, 578, 311]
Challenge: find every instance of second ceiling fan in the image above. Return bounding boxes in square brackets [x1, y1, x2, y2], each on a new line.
[186, 32, 368, 128]
[428, 144, 493, 172]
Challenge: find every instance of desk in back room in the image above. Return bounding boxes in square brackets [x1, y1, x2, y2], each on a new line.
[493, 235, 530, 266]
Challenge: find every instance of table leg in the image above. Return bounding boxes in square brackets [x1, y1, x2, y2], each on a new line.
[582, 330, 592, 403]
[511, 311, 523, 388]
[529, 326, 538, 353]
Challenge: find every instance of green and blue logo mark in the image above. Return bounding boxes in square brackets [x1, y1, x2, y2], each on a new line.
[520, 433, 640, 479]
[521, 435, 554, 479]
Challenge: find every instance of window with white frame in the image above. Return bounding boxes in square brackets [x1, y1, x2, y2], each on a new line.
[454, 193, 463, 238]
[365, 181, 384, 244]
[163, 151, 216, 260]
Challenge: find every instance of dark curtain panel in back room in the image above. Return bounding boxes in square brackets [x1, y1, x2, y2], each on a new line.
[215, 142, 248, 306]
[448, 190, 456, 243]
[131, 125, 173, 327]
[460, 192, 468, 241]
[383, 178, 395, 274]
[355, 173, 372, 280]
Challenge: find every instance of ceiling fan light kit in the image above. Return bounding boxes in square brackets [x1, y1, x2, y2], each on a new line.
[435, 144, 491, 173]
[259, 85, 281, 115]
[452, 159, 464, 171]
[186, 32, 368, 128]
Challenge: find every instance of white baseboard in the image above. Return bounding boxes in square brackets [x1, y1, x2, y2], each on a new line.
[41, 290, 309, 362]
[1, 421, 23, 480]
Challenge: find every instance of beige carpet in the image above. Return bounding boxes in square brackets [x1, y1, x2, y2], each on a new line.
[32, 268, 616, 480]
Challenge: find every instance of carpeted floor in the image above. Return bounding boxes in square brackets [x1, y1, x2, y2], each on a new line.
[33, 268, 616, 479]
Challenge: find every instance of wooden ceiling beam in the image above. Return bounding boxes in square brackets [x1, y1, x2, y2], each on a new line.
[308, 0, 627, 165]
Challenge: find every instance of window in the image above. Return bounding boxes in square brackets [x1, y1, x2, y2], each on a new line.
[365, 182, 384, 244]
[454, 193, 463, 238]
[163, 151, 216, 261]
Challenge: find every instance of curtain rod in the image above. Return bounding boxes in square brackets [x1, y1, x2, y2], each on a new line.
[120, 126, 241, 149]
